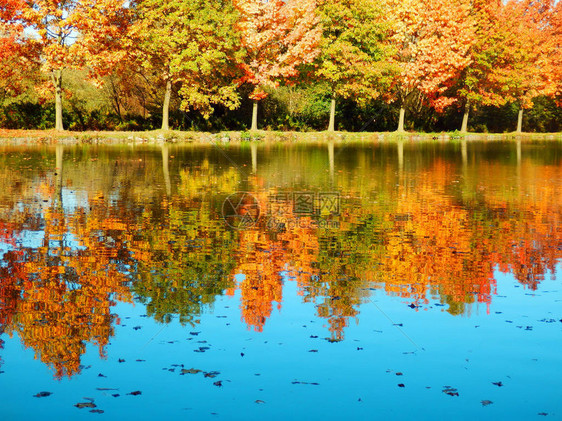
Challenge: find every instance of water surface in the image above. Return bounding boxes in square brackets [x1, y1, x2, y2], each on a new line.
[0, 140, 561, 419]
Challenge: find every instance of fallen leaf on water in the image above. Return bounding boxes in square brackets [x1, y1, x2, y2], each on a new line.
[181, 368, 202, 375]
[75, 402, 96, 409]
[204, 371, 220, 378]
[442, 386, 459, 397]
[33, 391, 52, 398]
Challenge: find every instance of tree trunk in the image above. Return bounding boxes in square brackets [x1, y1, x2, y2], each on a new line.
[396, 107, 405, 132]
[461, 102, 470, 133]
[516, 108, 523, 133]
[328, 95, 336, 132]
[161, 79, 172, 130]
[251, 100, 258, 131]
[53, 70, 64, 131]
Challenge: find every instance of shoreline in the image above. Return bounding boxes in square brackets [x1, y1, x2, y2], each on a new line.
[0, 129, 561, 145]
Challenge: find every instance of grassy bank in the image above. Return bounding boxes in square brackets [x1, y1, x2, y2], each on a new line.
[0, 128, 561, 145]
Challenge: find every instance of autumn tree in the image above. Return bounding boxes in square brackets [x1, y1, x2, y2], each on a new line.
[0, 0, 33, 100]
[234, 0, 321, 130]
[15, 0, 130, 131]
[128, 0, 242, 130]
[552, 1, 562, 107]
[386, 0, 474, 132]
[500, 0, 558, 132]
[315, 0, 394, 131]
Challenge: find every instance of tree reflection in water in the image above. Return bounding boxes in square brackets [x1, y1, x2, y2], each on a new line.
[0, 142, 561, 376]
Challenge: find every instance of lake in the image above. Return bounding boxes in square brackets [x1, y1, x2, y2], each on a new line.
[0, 139, 561, 419]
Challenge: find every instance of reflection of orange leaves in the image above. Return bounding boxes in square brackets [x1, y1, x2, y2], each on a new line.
[380, 161, 496, 312]
[235, 230, 285, 331]
[5, 188, 133, 378]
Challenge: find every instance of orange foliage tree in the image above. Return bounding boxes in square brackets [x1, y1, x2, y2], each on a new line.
[386, 0, 474, 131]
[18, 0, 130, 130]
[233, 0, 321, 130]
[492, 0, 558, 132]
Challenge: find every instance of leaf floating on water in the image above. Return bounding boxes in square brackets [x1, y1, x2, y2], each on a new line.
[492, 381, 503, 387]
[181, 368, 202, 375]
[442, 386, 459, 397]
[481, 400, 493, 406]
[204, 371, 220, 378]
[75, 402, 97, 409]
[90, 410, 104, 414]
[33, 391, 52, 398]
[128, 391, 142, 396]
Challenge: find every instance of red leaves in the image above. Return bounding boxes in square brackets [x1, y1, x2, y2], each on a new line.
[233, 0, 321, 100]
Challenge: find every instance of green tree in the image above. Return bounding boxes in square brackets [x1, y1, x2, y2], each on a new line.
[129, 0, 242, 130]
[315, 0, 394, 131]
